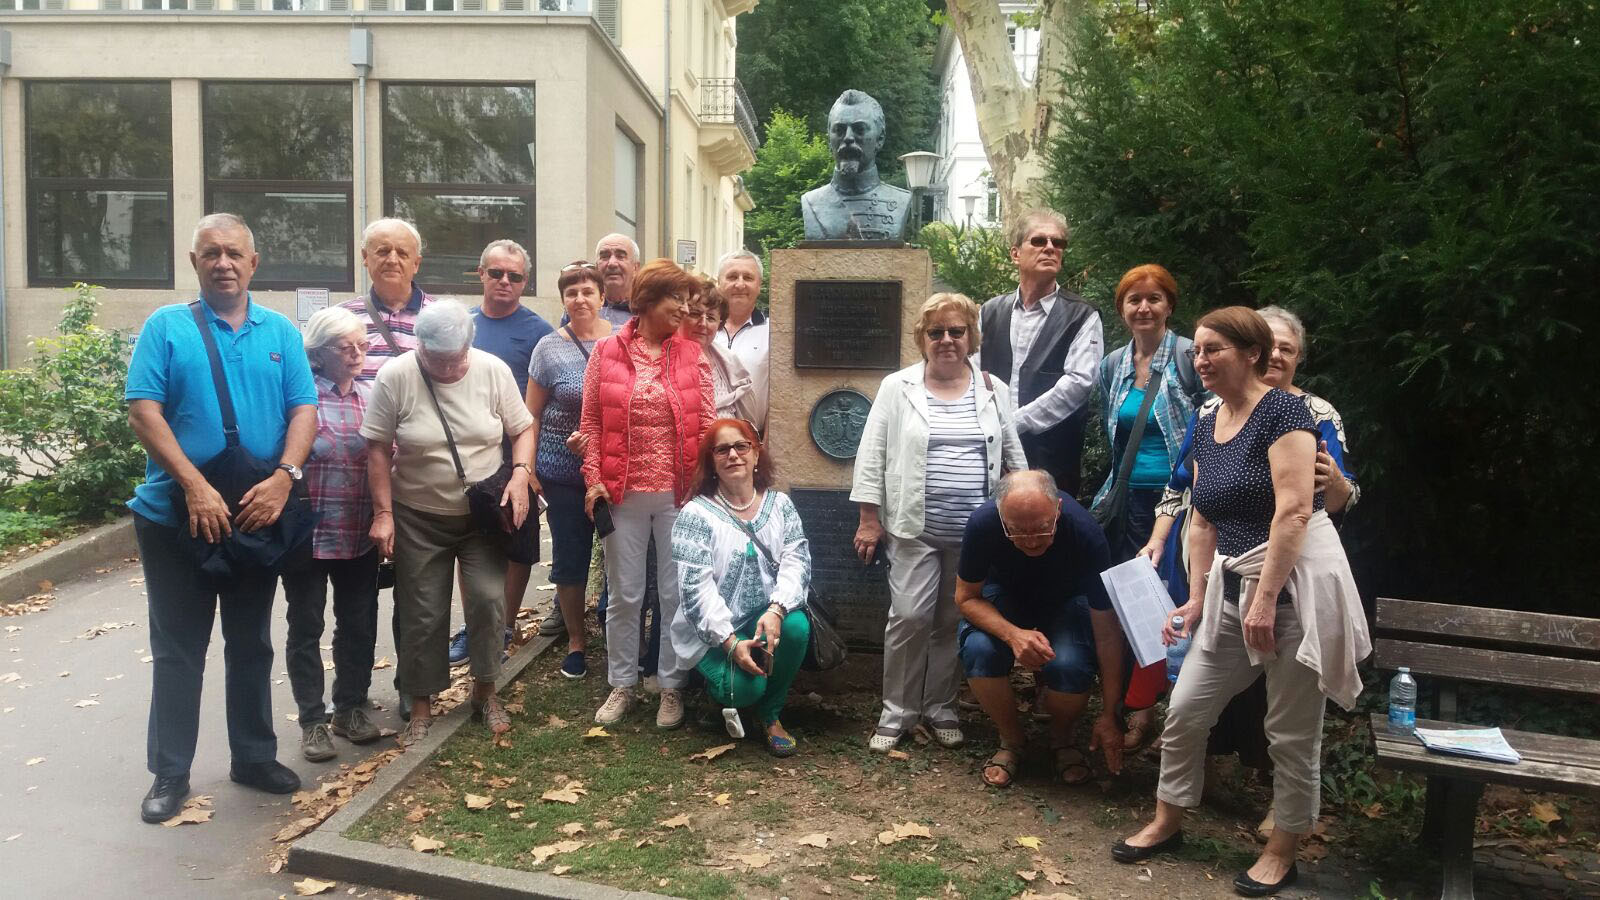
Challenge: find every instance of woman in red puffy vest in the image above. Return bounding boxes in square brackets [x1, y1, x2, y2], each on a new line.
[578, 258, 714, 731]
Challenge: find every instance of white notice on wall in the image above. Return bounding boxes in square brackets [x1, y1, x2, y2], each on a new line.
[1100, 557, 1177, 667]
[296, 288, 330, 327]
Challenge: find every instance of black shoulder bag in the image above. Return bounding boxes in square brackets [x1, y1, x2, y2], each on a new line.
[169, 301, 318, 578]
[1092, 367, 1164, 552]
[723, 501, 847, 672]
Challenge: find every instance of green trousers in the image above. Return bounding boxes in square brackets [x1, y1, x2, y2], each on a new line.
[696, 609, 810, 724]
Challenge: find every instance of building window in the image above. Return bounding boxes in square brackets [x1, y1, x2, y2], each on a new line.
[383, 83, 536, 293]
[26, 82, 173, 288]
[141, 0, 190, 9]
[613, 126, 642, 239]
[0, 1, 45, 9]
[404, 0, 456, 10]
[203, 82, 354, 291]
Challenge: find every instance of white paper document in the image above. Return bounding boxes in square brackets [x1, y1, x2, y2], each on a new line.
[1100, 557, 1176, 667]
[1414, 726, 1522, 764]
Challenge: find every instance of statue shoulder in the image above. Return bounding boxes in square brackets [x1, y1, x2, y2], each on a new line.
[876, 182, 911, 201]
[801, 184, 834, 207]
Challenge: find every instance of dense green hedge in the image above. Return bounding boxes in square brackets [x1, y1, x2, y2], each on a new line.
[1047, 1, 1600, 610]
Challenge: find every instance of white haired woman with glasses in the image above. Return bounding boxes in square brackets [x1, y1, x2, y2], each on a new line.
[851, 293, 1027, 754]
[361, 300, 535, 747]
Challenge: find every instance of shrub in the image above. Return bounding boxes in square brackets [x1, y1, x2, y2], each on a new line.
[0, 283, 143, 521]
[916, 222, 1016, 304]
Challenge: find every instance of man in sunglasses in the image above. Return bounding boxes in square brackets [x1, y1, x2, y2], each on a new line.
[445, 239, 554, 668]
[954, 470, 1126, 789]
[978, 209, 1104, 496]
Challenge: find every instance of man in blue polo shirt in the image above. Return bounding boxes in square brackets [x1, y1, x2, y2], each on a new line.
[954, 469, 1126, 789]
[125, 213, 318, 823]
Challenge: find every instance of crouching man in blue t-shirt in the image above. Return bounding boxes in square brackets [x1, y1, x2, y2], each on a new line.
[955, 469, 1126, 789]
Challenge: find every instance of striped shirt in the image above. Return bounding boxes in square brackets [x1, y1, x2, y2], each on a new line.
[922, 383, 989, 543]
[339, 286, 435, 381]
[306, 375, 373, 560]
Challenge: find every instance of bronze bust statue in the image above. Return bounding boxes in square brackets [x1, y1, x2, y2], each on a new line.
[801, 90, 911, 241]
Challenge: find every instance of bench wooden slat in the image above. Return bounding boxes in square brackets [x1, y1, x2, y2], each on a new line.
[1375, 598, 1600, 656]
[1372, 638, 1600, 697]
[1369, 714, 1600, 800]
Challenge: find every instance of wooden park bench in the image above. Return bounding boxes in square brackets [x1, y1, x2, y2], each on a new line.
[1369, 597, 1600, 899]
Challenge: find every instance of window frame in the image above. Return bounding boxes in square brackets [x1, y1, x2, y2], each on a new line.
[201, 80, 356, 292]
[380, 81, 537, 296]
[24, 79, 175, 290]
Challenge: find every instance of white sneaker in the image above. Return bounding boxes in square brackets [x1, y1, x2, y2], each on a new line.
[656, 688, 685, 730]
[595, 687, 635, 725]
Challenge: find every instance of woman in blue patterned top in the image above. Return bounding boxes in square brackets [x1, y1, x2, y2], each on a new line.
[670, 418, 812, 757]
[525, 261, 613, 678]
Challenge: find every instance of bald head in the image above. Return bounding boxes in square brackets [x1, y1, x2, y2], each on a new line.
[996, 471, 1060, 555]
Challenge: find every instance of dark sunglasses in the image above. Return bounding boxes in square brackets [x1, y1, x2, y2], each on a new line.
[927, 326, 968, 341]
[1028, 235, 1068, 249]
[561, 260, 598, 272]
[484, 267, 526, 284]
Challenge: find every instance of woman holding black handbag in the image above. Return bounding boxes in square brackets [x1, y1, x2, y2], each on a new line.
[1090, 265, 1205, 751]
[670, 419, 813, 756]
[362, 300, 534, 747]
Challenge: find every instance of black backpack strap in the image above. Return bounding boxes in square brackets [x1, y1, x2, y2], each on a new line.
[1113, 368, 1165, 489]
[416, 362, 469, 490]
[362, 294, 406, 362]
[188, 300, 240, 448]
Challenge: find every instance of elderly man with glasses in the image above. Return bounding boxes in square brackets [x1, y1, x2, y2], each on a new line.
[954, 469, 1126, 790]
[443, 239, 554, 667]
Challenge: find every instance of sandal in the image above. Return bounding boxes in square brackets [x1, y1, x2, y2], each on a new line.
[1053, 744, 1092, 785]
[398, 716, 432, 749]
[1122, 718, 1159, 753]
[473, 696, 511, 736]
[868, 727, 902, 753]
[982, 742, 1023, 788]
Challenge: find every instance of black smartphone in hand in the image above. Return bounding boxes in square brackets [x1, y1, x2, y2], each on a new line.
[748, 642, 773, 675]
[592, 497, 616, 539]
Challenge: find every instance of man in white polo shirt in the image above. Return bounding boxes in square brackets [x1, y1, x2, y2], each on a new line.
[713, 249, 769, 434]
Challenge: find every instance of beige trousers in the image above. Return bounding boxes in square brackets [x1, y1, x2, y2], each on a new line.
[876, 533, 962, 733]
[1156, 599, 1326, 834]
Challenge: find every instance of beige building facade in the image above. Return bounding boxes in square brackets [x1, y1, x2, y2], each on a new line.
[0, 0, 759, 363]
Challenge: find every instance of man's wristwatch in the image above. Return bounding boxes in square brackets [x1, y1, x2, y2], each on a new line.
[277, 463, 304, 481]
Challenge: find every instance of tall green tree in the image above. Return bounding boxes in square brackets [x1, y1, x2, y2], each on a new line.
[740, 110, 834, 278]
[737, 0, 941, 179]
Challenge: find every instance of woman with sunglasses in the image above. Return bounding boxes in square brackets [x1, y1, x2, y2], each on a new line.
[524, 261, 613, 679]
[670, 419, 811, 756]
[852, 293, 1027, 754]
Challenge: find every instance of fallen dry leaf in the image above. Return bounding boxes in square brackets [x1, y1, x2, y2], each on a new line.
[796, 832, 830, 848]
[1531, 801, 1562, 825]
[273, 817, 321, 843]
[887, 749, 911, 760]
[560, 822, 586, 836]
[1018, 892, 1081, 900]
[849, 874, 877, 883]
[505, 799, 526, 810]
[463, 793, 493, 811]
[730, 851, 771, 869]
[410, 833, 446, 853]
[372, 657, 392, 670]
[292, 876, 336, 895]
[268, 857, 284, 874]
[529, 839, 584, 865]
[73, 699, 99, 708]
[405, 806, 429, 824]
[1298, 842, 1329, 862]
[583, 726, 612, 739]
[161, 807, 212, 827]
[546, 714, 568, 728]
[876, 821, 933, 845]
[660, 813, 691, 829]
[551, 865, 571, 875]
[541, 782, 588, 804]
[1017, 869, 1039, 882]
[711, 793, 731, 807]
[25, 757, 45, 766]
[690, 742, 736, 761]
[1015, 835, 1043, 850]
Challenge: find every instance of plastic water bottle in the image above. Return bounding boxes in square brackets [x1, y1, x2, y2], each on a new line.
[1388, 667, 1417, 733]
[1166, 615, 1191, 685]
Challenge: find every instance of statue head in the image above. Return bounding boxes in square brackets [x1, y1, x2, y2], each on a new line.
[827, 90, 886, 178]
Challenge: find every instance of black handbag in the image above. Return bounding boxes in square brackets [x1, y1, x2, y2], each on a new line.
[726, 501, 847, 672]
[169, 301, 319, 578]
[1093, 366, 1164, 552]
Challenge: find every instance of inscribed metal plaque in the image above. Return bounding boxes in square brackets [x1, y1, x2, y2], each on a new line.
[809, 389, 872, 460]
[789, 488, 888, 649]
[793, 280, 901, 369]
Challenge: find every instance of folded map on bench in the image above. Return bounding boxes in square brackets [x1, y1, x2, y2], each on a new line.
[1414, 726, 1522, 764]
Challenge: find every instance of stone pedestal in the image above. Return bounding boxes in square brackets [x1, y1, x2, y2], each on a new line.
[767, 245, 932, 647]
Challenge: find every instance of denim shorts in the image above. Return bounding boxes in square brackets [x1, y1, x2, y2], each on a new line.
[958, 583, 1098, 694]
[541, 479, 595, 586]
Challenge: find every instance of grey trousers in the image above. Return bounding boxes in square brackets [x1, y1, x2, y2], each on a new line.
[602, 491, 687, 690]
[393, 503, 507, 697]
[1156, 599, 1326, 834]
[876, 532, 962, 733]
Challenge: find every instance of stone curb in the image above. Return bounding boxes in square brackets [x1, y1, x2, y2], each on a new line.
[289, 630, 676, 900]
[0, 516, 136, 604]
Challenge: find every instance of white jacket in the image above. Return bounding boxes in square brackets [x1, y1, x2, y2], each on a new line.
[850, 360, 1028, 540]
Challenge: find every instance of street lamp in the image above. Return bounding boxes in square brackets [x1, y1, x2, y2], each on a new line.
[898, 150, 941, 233]
[960, 191, 981, 227]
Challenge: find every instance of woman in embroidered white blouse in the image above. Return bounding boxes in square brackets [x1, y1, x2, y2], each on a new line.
[669, 418, 812, 756]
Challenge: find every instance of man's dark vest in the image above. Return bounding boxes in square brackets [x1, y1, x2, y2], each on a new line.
[979, 287, 1098, 497]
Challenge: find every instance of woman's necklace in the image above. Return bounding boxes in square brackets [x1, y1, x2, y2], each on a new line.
[718, 489, 756, 512]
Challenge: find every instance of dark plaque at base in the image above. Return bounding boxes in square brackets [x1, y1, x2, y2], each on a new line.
[791, 488, 888, 649]
[793, 280, 901, 370]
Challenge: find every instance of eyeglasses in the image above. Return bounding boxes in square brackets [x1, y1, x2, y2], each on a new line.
[1184, 344, 1237, 361]
[713, 440, 755, 458]
[561, 261, 598, 272]
[484, 268, 526, 284]
[684, 309, 721, 324]
[329, 340, 369, 357]
[1000, 515, 1058, 540]
[926, 326, 968, 341]
[1027, 235, 1068, 249]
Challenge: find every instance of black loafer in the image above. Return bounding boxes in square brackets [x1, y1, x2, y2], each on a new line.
[229, 759, 301, 794]
[1110, 829, 1183, 863]
[140, 774, 190, 823]
[1234, 863, 1298, 897]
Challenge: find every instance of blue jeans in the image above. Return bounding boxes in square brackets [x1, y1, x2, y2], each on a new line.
[958, 583, 1097, 694]
[135, 513, 279, 777]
